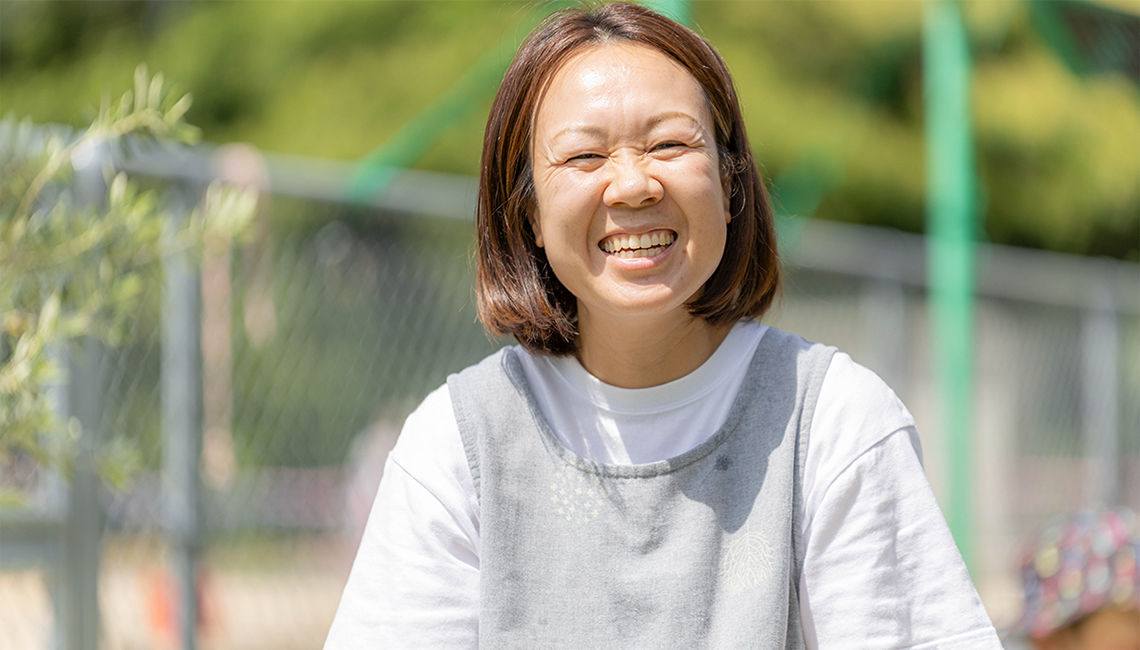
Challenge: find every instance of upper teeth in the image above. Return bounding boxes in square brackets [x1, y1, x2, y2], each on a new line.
[601, 231, 675, 253]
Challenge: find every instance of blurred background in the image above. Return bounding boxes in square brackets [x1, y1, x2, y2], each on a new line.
[0, 1, 1137, 648]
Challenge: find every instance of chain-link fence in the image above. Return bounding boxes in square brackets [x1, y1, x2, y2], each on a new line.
[774, 217, 1140, 619]
[1, 142, 1137, 649]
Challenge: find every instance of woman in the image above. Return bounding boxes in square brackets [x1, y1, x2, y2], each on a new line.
[326, 4, 1002, 647]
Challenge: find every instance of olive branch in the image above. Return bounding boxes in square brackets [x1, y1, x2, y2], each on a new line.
[1, 65, 257, 496]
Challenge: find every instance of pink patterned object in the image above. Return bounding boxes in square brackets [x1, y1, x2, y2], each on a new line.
[1008, 507, 1140, 638]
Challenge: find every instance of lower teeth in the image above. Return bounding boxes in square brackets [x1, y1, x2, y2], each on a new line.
[613, 246, 665, 258]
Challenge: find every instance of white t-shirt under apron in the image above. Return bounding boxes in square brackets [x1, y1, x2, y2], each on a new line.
[324, 320, 1002, 649]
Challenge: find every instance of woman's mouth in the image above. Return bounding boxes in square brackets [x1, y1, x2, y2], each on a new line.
[600, 230, 676, 259]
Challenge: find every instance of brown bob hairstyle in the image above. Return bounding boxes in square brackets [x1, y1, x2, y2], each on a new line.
[476, 1, 780, 355]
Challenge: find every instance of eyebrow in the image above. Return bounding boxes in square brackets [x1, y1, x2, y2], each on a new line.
[646, 111, 702, 130]
[550, 111, 703, 142]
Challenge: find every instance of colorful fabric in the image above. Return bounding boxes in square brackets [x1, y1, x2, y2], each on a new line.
[1009, 507, 1140, 638]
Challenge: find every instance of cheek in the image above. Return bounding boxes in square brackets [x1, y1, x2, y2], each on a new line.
[538, 179, 600, 235]
[697, 208, 730, 275]
[706, 225, 729, 270]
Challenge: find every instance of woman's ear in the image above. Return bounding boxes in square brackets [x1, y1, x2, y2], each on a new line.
[528, 206, 545, 248]
[720, 155, 733, 224]
[723, 178, 732, 224]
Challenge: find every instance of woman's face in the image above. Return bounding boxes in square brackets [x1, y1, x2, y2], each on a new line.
[529, 42, 729, 327]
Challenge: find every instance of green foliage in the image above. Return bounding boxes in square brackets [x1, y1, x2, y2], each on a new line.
[0, 1, 529, 167]
[0, 65, 257, 486]
[0, 1, 1135, 259]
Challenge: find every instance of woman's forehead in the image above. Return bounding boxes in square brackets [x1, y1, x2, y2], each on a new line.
[534, 42, 711, 136]
[547, 42, 695, 96]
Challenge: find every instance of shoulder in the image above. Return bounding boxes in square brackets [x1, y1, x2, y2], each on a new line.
[758, 324, 830, 357]
[387, 383, 475, 513]
[392, 382, 459, 460]
[802, 350, 920, 520]
[447, 347, 516, 385]
[445, 347, 528, 411]
[752, 329, 916, 484]
[814, 351, 916, 451]
[327, 383, 481, 648]
[754, 326, 837, 387]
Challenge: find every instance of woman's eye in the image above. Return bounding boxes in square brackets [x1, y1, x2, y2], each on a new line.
[653, 141, 685, 152]
[569, 153, 602, 161]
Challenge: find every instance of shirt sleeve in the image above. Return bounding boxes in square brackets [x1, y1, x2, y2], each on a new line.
[323, 385, 480, 650]
[800, 428, 1002, 649]
[798, 353, 1001, 649]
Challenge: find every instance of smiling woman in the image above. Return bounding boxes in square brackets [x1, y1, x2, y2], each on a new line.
[324, 3, 1005, 649]
[474, 3, 777, 360]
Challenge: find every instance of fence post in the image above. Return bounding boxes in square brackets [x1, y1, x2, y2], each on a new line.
[1081, 262, 1120, 507]
[924, 0, 978, 571]
[57, 338, 105, 650]
[163, 190, 203, 650]
[54, 140, 112, 650]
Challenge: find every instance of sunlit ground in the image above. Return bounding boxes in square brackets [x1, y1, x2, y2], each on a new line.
[0, 534, 350, 650]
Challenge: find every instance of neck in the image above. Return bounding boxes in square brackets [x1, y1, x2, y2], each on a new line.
[575, 308, 732, 389]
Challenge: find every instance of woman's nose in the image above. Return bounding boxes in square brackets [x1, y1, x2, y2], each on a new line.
[602, 156, 663, 209]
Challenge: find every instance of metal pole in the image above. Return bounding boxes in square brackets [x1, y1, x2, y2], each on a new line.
[55, 140, 111, 650]
[1081, 262, 1120, 507]
[923, 0, 978, 572]
[348, 3, 571, 203]
[643, 0, 691, 26]
[60, 338, 104, 650]
[163, 190, 204, 650]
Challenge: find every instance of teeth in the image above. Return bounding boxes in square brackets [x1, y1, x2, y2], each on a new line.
[611, 246, 668, 259]
[601, 231, 675, 256]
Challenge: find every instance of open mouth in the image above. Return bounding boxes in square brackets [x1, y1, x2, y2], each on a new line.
[600, 230, 676, 259]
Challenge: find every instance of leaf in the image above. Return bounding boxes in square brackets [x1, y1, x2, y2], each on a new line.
[165, 94, 193, 124]
[0, 488, 29, 509]
[112, 274, 142, 306]
[96, 437, 143, 492]
[201, 182, 259, 243]
[133, 64, 148, 113]
[148, 72, 165, 111]
[118, 90, 133, 121]
[109, 171, 128, 206]
[38, 291, 61, 339]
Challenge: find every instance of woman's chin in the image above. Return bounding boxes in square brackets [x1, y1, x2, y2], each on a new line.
[576, 288, 701, 326]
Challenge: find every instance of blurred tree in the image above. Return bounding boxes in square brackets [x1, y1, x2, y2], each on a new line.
[0, 65, 256, 489]
[0, 0, 1135, 259]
